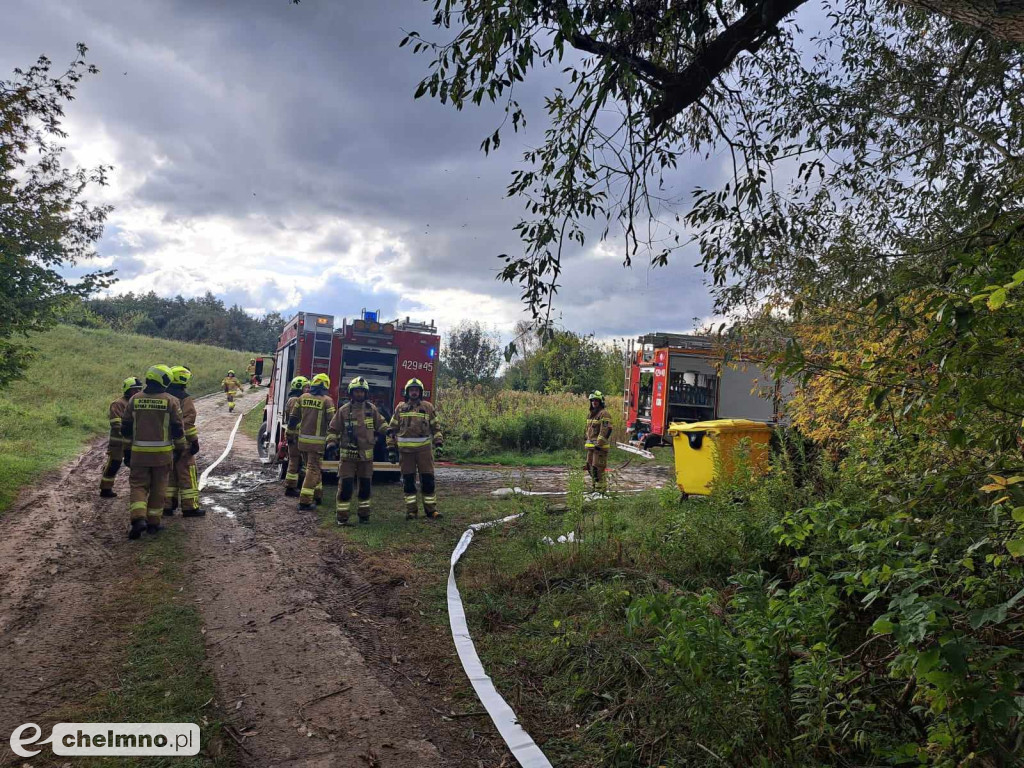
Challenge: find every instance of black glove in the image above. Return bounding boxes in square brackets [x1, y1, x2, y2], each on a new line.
[324, 443, 339, 461]
[287, 435, 297, 446]
[123, 449, 132, 467]
[387, 447, 398, 464]
[190, 440, 200, 456]
[173, 448, 184, 463]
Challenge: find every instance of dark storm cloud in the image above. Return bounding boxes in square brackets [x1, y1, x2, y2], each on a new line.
[3, 0, 725, 336]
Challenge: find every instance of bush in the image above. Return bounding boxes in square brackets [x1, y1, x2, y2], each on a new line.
[437, 386, 623, 456]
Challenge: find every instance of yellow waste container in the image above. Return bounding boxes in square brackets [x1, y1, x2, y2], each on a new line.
[668, 419, 773, 496]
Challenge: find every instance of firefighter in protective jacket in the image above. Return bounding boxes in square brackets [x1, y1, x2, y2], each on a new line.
[165, 366, 203, 517]
[585, 391, 613, 493]
[121, 365, 187, 539]
[287, 372, 335, 510]
[99, 376, 143, 497]
[387, 378, 443, 519]
[222, 370, 243, 412]
[327, 376, 386, 525]
[282, 376, 309, 497]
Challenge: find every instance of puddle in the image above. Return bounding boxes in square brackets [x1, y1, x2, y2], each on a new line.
[201, 496, 236, 518]
[201, 470, 273, 494]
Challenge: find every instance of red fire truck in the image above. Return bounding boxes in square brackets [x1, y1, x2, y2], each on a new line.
[257, 309, 440, 479]
[623, 332, 783, 447]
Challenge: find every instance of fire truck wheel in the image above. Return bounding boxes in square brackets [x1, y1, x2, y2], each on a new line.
[257, 422, 269, 459]
[279, 459, 288, 480]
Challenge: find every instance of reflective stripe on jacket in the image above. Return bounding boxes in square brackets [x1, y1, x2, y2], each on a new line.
[327, 401, 386, 461]
[585, 407, 613, 451]
[121, 390, 187, 467]
[108, 397, 129, 446]
[287, 393, 336, 453]
[387, 399, 441, 452]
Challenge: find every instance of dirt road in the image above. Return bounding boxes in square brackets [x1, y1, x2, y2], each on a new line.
[1, 388, 669, 766]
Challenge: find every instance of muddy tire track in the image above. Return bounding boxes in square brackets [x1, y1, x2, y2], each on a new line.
[0, 388, 267, 766]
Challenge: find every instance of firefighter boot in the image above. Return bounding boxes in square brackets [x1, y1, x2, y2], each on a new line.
[421, 474, 441, 519]
[357, 477, 372, 524]
[100, 489, 117, 498]
[128, 519, 147, 540]
[402, 474, 419, 519]
[336, 478, 354, 526]
[285, 487, 300, 497]
[182, 507, 206, 518]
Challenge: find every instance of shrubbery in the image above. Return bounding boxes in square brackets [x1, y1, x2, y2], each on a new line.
[437, 386, 623, 457]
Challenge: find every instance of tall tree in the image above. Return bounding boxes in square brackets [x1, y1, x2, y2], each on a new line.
[0, 45, 112, 387]
[439, 320, 502, 385]
[406, 1, 1024, 323]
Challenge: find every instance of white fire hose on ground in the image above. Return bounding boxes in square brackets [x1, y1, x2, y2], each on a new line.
[447, 514, 554, 768]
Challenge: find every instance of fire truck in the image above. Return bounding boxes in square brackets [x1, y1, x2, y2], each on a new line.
[257, 309, 440, 480]
[623, 332, 783, 448]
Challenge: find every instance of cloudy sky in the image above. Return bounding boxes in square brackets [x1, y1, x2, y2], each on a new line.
[4, 0, 734, 340]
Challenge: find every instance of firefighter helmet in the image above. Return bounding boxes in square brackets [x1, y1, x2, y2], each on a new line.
[170, 366, 192, 386]
[122, 376, 143, 397]
[227, 370, 235, 376]
[403, 378, 424, 397]
[290, 375, 309, 391]
[311, 373, 331, 389]
[348, 376, 370, 394]
[146, 365, 173, 388]
[588, 390, 605, 404]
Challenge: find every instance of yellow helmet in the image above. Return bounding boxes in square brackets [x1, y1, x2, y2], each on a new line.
[311, 373, 331, 389]
[290, 376, 309, 391]
[588, 391, 605, 403]
[348, 376, 369, 393]
[146, 364, 173, 388]
[170, 366, 192, 386]
[227, 370, 235, 376]
[403, 378, 424, 397]
[122, 376, 143, 397]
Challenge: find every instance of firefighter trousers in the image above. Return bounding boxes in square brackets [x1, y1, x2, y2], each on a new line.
[100, 441, 125, 492]
[285, 440, 302, 488]
[226, 392, 236, 411]
[586, 448, 609, 492]
[337, 458, 373, 522]
[129, 464, 170, 525]
[165, 453, 200, 512]
[299, 450, 323, 505]
[399, 448, 437, 517]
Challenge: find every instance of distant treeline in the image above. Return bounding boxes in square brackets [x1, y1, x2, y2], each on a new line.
[60, 292, 285, 353]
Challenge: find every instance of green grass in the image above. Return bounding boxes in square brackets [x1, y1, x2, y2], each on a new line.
[0, 324, 254, 514]
[241, 399, 266, 440]
[55, 525, 234, 767]
[314, 467, 791, 766]
[438, 387, 626, 456]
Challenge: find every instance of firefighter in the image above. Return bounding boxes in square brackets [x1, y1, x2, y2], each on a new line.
[222, 369, 243, 411]
[99, 376, 143, 497]
[585, 390, 613, 493]
[120, 365, 187, 539]
[326, 376, 386, 525]
[282, 375, 309, 497]
[246, 358, 257, 389]
[165, 365, 204, 517]
[287, 372, 335, 510]
[387, 378, 443, 519]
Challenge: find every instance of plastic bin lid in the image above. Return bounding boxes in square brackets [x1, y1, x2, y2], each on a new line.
[668, 418, 774, 434]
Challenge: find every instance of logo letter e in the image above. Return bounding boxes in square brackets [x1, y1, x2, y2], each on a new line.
[10, 723, 50, 757]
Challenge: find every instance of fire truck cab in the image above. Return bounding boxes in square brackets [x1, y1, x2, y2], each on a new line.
[624, 332, 782, 447]
[257, 309, 439, 480]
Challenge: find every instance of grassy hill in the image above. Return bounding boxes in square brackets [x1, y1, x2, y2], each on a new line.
[0, 325, 255, 514]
